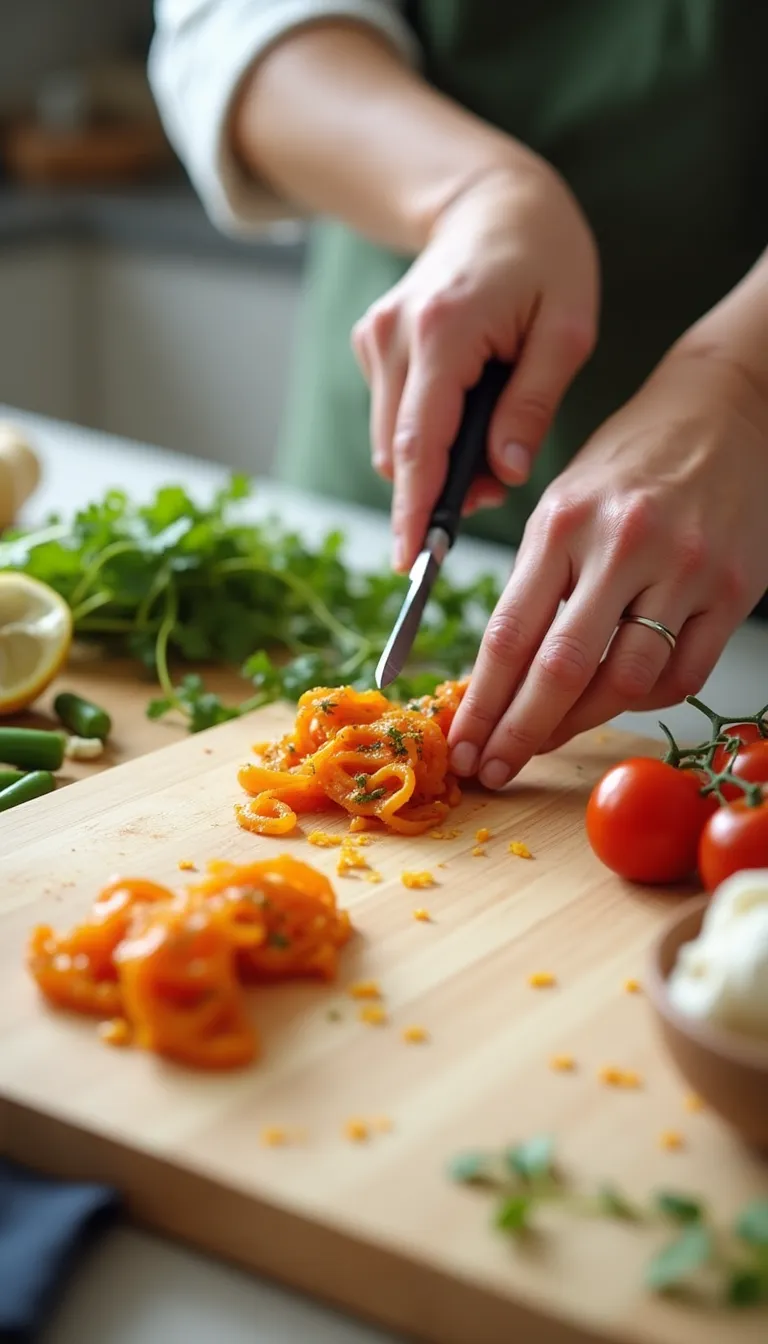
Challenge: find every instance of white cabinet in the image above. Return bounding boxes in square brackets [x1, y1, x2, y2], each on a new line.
[0, 244, 81, 422]
[79, 248, 302, 476]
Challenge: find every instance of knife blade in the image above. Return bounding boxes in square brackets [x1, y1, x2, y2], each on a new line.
[375, 357, 513, 689]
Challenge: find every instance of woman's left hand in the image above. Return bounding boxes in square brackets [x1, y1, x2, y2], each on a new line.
[449, 343, 768, 788]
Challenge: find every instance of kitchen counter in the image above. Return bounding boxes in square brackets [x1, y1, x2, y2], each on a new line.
[2, 405, 768, 1344]
[0, 177, 307, 267]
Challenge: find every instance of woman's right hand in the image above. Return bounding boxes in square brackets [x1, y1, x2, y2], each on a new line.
[351, 162, 600, 571]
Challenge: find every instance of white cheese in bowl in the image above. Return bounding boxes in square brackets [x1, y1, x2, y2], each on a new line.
[667, 870, 768, 1042]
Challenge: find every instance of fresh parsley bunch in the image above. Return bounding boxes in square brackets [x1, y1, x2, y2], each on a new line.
[0, 476, 500, 731]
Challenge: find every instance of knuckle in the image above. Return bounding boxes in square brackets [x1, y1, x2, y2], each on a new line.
[509, 390, 555, 439]
[551, 312, 597, 367]
[671, 529, 708, 579]
[496, 718, 537, 759]
[392, 427, 422, 466]
[608, 493, 660, 558]
[413, 292, 458, 341]
[367, 301, 398, 348]
[536, 491, 587, 544]
[537, 630, 592, 693]
[607, 646, 661, 700]
[482, 611, 531, 665]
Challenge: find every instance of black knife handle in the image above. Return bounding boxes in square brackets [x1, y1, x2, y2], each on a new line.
[428, 358, 514, 547]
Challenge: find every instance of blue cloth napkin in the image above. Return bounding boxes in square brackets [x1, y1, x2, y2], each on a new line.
[0, 1160, 119, 1341]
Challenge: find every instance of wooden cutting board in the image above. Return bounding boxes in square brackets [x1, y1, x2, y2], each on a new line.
[0, 705, 766, 1344]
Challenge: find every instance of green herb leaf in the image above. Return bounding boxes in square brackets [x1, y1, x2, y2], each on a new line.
[644, 1225, 714, 1293]
[735, 1200, 768, 1248]
[2, 477, 500, 732]
[726, 1270, 768, 1307]
[506, 1135, 555, 1182]
[448, 1151, 498, 1187]
[598, 1183, 643, 1222]
[495, 1195, 531, 1234]
[655, 1191, 705, 1225]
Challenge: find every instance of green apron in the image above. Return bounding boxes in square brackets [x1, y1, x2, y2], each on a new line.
[276, 0, 768, 552]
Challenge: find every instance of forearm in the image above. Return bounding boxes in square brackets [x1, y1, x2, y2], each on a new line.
[231, 20, 540, 254]
[675, 247, 768, 409]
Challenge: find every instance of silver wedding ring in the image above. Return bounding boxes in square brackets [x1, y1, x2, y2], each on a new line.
[618, 613, 677, 652]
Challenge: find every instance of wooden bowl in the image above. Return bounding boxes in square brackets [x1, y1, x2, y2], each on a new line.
[646, 896, 768, 1151]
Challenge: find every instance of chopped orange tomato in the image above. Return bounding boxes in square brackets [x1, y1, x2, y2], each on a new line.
[28, 857, 353, 1072]
[236, 683, 468, 837]
[400, 870, 434, 890]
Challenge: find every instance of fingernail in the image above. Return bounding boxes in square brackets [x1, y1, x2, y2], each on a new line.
[393, 537, 407, 571]
[450, 742, 478, 776]
[500, 443, 532, 483]
[480, 759, 511, 790]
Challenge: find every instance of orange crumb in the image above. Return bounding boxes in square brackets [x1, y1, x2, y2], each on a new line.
[372, 1115, 393, 1133]
[429, 828, 461, 840]
[412, 907, 431, 922]
[598, 1066, 642, 1089]
[98, 1018, 130, 1048]
[509, 841, 533, 859]
[402, 1025, 429, 1044]
[475, 827, 491, 844]
[364, 870, 383, 884]
[348, 980, 382, 1000]
[359, 1004, 388, 1026]
[401, 870, 434, 889]
[549, 1054, 575, 1072]
[684, 1092, 705, 1113]
[308, 831, 343, 848]
[528, 971, 556, 989]
[260, 1126, 289, 1147]
[344, 1118, 370, 1142]
[659, 1130, 685, 1152]
[437, 861, 448, 869]
[337, 844, 370, 876]
[623, 978, 642, 994]
[471, 846, 486, 857]
[177, 859, 196, 871]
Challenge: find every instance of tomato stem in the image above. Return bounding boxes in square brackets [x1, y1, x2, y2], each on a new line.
[659, 696, 768, 809]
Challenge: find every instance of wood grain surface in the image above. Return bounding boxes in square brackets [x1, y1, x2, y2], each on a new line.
[0, 696, 766, 1344]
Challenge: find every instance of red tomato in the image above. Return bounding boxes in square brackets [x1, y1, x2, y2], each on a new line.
[586, 758, 716, 885]
[698, 793, 768, 891]
[711, 723, 768, 774]
[715, 738, 768, 802]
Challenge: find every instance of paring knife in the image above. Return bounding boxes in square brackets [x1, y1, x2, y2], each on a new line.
[375, 357, 513, 689]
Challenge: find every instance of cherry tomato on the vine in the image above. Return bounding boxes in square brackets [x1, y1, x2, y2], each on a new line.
[586, 757, 716, 885]
[711, 722, 768, 774]
[698, 793, 768, 892]
[714, 738, 768, 802]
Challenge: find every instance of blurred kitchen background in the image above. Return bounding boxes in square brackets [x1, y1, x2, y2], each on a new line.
[0, 0, 306, 475]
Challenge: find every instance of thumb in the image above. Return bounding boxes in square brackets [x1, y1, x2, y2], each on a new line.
[488, 310, 595, 485]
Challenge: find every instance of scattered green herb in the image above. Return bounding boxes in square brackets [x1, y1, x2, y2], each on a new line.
[0, 478, 500, 731]
[449, 1135, 768, 1309]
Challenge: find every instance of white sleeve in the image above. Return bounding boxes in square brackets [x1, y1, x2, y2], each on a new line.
[148, 0, 420, 236]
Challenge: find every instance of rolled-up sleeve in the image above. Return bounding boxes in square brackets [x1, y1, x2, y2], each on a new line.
[149, 0, 420, 235]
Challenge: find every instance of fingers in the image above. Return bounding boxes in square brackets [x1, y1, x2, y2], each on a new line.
[390, 355, 466, 572]
[369, 352, 407, 480]
[540, 608, 728, 750]
[462, 477, 507, 516]
[487, 305, 595, 487]
[447, 540, 572, 779]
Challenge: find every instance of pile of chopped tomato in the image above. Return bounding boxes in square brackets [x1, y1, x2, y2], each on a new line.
[28, 856, 352, 1071]
[236, 680, 467, 838]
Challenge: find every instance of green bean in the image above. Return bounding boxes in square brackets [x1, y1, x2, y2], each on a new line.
[54, 692, 111, 740]
[0, 771, 55, 812]
[0, 728, 65, 770]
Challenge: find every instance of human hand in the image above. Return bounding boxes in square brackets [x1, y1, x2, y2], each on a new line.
[351, 163, 599, 571]
[449, 345, 768, 787]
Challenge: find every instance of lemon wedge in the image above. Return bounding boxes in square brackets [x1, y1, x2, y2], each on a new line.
[0, 573, 73, 713]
